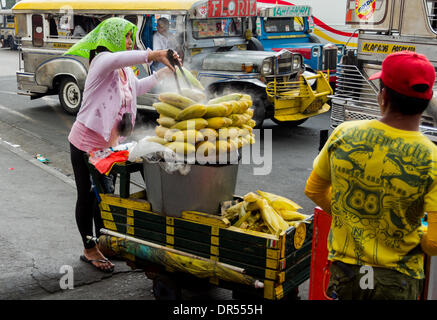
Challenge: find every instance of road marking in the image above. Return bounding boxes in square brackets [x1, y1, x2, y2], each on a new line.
[0, 103, 36, 122]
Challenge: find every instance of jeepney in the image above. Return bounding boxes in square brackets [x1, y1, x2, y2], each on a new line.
[331, 0, 437, 140]
[0, 0, 18, 49]
[13, 0, 332, 127]
[254, 3, 344, 88]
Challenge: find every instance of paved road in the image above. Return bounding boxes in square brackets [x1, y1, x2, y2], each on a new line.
[0, 47, 331, 301]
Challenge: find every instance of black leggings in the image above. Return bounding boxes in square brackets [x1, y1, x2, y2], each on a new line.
[70, 143, 104, 249]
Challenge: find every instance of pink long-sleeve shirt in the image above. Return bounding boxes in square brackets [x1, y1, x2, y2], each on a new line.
[69, 49, 159, 152]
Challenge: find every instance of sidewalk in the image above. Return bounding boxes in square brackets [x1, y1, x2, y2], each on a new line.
[0, 139, 131, 300]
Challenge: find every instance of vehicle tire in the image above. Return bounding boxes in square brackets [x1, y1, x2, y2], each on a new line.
[247, 37, 264, 51]
[249, 95, 266, 129]
[8, 36, 17, 50]
[59, 77, 83, 115]
[271, 117, 308, 127]
[152, 275, 181, 300]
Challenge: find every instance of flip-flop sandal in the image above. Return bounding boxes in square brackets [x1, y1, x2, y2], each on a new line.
[80, 255, 114, 273]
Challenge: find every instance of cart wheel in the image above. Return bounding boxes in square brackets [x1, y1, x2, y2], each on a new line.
[152, 275, 181, 300]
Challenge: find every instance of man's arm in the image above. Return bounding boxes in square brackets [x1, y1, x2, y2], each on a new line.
[421, 212, 437, 256]
[305, 171, 332, 214]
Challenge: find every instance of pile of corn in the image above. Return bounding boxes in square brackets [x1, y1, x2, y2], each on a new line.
[147, 89, 256, 157]
[224, 191, 309, 236]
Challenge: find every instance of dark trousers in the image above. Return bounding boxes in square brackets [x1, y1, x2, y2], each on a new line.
[327, 261, 423, 300]
[70, 143, 104, 249]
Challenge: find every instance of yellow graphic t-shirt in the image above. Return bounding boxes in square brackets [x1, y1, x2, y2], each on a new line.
[314, 120, 437, 279]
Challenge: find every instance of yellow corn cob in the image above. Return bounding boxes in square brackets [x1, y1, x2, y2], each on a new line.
[244, 192, 262, 203]
[247, 119, 256, 128]
[278, 210, 308, 221]
[175, 67, 204, 90]
[175, 104, 207, 121]
[157, 116, 177, 128]
[199, 128, 218, 141]
[171, 118, 208, 131]
[207, 93, 243, 105]
[257, 199, 289, 235]
[166, 129, 204, 144]
[245, 108, 254, 118]
[146, 136, 167, 145]
[218, 127, 240, 140]
[159, 92, 196, 109]
[153, 102, 182, 119]
[155, 125, 173, 139]
[240, 124, 253, 135]
[180, 88, 206, 103]
[228, 138, 239, 152]
[227, 127, 241, 139]
[196, 141, 216, 157]
[257, 190, 303, 212]
[241, 94, 252, 101]
[165, 142, 196, 155]
[216, 140, 230, 155]
[222, 102, 235, 116]
[241, 98, 253, 108]
[229, 114, 246, 126]
[233, 211, 253, 228]
[206, 117, 232, 130]
[237, 100, 250, 113]
[226, 201, 247, 215]
[204, 104, 229, 118]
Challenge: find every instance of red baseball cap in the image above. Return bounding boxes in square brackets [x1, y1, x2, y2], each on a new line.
[369, 51, 435, 100]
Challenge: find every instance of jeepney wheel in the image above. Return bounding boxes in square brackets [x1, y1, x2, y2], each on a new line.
[152, 274, 181, 300]
[59, 77, 83, 115]
[271, 117, 308, 127]
[249, 94, 266, 129]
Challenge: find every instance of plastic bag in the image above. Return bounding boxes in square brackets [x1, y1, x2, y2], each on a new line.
[128, 136, 191, 175]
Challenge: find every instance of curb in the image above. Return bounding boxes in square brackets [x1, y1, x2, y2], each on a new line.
[0, 138, 76, 189]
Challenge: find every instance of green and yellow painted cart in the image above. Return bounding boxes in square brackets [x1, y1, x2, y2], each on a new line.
[88, 161, 314, 300]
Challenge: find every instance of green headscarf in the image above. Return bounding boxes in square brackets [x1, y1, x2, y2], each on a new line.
[65, 17, 137, 58]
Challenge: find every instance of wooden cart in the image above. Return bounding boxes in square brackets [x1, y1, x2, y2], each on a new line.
[89, 160, 314, 300]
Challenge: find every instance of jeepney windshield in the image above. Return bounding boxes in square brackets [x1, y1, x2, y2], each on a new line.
[263, 17, 304, 33]
[192, 18, 243, 39]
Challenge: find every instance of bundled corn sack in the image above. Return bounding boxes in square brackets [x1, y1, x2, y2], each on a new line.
[223, 191, 308, 236]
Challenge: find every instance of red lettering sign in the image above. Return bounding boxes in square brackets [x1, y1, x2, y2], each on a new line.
[208, 0, 257, 18]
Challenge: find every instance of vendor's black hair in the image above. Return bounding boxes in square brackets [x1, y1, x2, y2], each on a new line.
[380, 79, 430, 115]
[89, 46, 110, 64]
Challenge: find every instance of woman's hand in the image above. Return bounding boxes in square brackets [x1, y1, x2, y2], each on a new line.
[149, 49, 181, 72]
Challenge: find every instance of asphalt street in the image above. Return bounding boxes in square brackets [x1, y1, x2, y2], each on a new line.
[0, 47, 331, 301]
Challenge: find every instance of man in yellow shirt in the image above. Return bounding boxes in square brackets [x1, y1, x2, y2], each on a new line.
[305, 51, 437, 299]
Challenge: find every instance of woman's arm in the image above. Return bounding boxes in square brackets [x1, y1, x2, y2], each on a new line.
[305, 171, 332, 214]
[421, 212, 437, 256]
[134, 72, 160, 97]
[91, 50, 152, 78]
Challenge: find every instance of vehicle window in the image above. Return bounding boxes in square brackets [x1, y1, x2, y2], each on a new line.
[124, 15, 138, 26]
[192, 18, 242, 39]
[32, 14, 44, 47]
[46, 14, 101, 39]
[6, 15, 14, 24]
[263, 17, 304, 33]
[425, 0, 437, 31]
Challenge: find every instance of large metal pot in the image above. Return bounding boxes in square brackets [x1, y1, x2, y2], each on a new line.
[142, 161, 239, 217]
